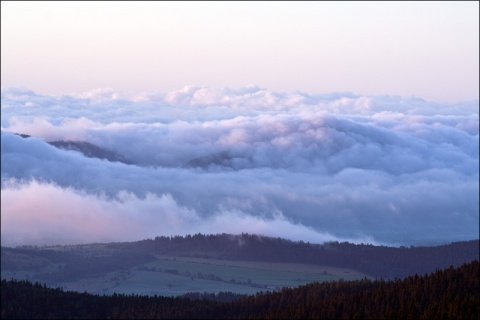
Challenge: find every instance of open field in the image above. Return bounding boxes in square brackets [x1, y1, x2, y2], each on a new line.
[1, 252, 369, 297]
[4, 237, 476, 297]
[156, 254, 368, 275]
[59, 258, 367, 297]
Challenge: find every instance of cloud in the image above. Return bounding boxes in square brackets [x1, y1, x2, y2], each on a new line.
[1, 86, 478, 246]
[1, 179, 364, 247]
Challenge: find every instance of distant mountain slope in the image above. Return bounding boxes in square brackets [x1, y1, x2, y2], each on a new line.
[183, 151, 233, 168]
[48, 140, 133, 165]
[121, 234, 480, 279]
[3, 234, 478, 281]
[13, 132, 235, 168]
[13, 133, 134, 165]
[2, 260, 478, 319]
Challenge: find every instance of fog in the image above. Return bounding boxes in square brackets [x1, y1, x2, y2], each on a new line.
[1, 86, 478, 247]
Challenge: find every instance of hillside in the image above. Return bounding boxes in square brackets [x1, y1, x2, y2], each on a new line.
[2, 234, 478, 298]
[13, 133, 134, 165]
[111, 233, 480, 279]
[2, 260, 478, 319]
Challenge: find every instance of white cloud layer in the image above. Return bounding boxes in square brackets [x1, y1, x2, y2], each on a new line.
[1, 180, 365, 247]
[1, 86, 478, 247]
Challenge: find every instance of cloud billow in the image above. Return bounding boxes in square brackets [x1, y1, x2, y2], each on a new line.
[1, 86, 478, 247]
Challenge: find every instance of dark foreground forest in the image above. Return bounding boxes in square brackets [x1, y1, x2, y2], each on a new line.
[2, 260, 478, 319]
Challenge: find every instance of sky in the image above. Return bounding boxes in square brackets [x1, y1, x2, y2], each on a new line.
[1, 2, 479, 248]
[1, 1, 479, 103]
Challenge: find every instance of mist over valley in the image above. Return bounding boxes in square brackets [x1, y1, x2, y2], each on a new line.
[2, 86, 478, 248]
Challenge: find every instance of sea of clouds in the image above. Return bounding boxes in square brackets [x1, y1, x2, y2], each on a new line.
[1, 85, 478, 247]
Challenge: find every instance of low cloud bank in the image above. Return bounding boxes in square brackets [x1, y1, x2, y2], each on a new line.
[1, 180, 366, 247]
[1, 86, 478, 246]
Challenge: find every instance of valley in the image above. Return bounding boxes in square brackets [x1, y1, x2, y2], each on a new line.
[2, 233, 478, 297]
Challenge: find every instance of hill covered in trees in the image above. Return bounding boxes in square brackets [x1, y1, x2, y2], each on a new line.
[114, 233, 479, 279]
[3, 234, 478, 283]
[2, 260, 478, 319]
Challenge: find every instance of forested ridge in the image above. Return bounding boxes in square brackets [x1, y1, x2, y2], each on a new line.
[3, 234, 478, 281]
[2, 260, 478, 319]
[116, 234, 479, 279]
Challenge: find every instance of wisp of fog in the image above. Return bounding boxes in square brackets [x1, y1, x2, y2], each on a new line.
[1, 86, 478, 247]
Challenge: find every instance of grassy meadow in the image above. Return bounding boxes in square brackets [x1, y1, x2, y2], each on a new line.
[1, 251, 369, 297]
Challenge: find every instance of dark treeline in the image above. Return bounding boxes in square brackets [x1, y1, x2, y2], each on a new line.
[116, 233, 479, 279]
[2, 260, 478, 319]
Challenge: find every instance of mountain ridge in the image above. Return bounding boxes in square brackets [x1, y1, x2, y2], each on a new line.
[3, 233, 478, 281]
[12, 132, 134, 165]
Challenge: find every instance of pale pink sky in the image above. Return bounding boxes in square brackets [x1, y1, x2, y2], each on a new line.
[1, 1, 479, 103]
